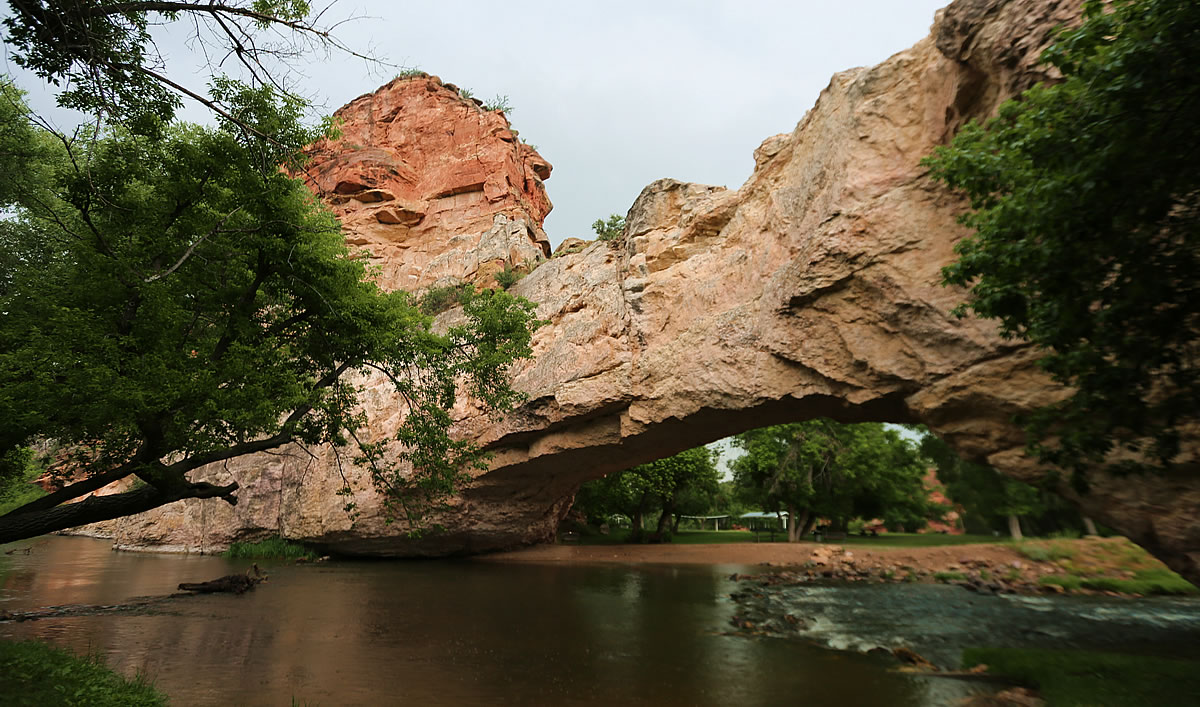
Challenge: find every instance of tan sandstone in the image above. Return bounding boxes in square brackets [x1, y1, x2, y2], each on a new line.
[88, 0, 1199, 585]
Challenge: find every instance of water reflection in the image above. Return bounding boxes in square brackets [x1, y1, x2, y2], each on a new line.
[2, 537, 959, 706]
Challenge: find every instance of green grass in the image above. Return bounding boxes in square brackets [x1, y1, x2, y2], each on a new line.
[838, 533, 1006, 548]
[1039, 568, 1197, 596]
[933, 571, 967, 582]
[963, 646, 1200, 706]
[1017, 541, 1077, 562]
[0, 639, 166, 706]
[223, 536, 317, 561]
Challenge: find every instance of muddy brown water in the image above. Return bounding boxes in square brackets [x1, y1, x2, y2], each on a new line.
[0, 536, 1003, 706]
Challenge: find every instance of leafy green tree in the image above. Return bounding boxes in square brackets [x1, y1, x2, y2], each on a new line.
[2, 0, 363, 136]
[572, 446, 719, 541]
[732, 421, 932, 541]
[0, 81, 539, 542]
[591, 214, 625, 241]
[920, 434, 1040, 540]
[923, 0, 1200, 479]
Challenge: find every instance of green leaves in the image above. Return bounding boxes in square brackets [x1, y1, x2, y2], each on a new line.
[731, 421, 931, 531]
[591, 214, 626, 241]
[924, 0, 1200, 477]
[0, 81, 540, 534]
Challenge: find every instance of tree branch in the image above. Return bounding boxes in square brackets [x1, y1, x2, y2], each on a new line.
[0, 480, 238, 545]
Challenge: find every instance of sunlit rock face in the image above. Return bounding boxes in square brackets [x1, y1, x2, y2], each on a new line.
[96, 0, 1200, 585]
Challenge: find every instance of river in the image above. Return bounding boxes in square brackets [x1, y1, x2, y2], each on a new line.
[3, 536, 1199, 706]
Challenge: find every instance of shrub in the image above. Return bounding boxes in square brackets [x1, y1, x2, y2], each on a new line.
[224, 536, 318, 561]
[495, 264, 523, 290]
[419, 283, 471, 316]
[592, 214, 625, 241]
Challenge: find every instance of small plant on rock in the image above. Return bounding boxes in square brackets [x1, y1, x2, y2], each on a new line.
[483, 94, 512, 113]
[592, 214, 625, 241]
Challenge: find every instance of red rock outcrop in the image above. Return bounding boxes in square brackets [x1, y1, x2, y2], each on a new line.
[300, 73, 553, 291]
[93, 0, 1199, 585]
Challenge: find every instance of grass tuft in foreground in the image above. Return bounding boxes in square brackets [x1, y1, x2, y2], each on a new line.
[0, 639, 166, 706]
[964, 646, 1200, 707]
[223, 536, 318, 561]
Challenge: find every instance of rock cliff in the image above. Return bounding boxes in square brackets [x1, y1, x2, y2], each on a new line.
[300, 73, 554, 291]
[95, 0, 1199, 584]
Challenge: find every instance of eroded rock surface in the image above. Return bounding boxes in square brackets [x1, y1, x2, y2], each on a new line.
[300, 73, 553, 291]
[94, 0, 1199, 584]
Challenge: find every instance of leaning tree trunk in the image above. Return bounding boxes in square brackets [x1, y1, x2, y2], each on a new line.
[1082, 516, 1099, 536]
[1007, 514, 1024, 541]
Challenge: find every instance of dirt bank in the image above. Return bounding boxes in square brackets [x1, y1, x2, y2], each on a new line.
[478, 540, 1026, 571]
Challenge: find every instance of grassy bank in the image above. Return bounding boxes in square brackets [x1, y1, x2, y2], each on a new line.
[1017, 537, 1198, 596]
[0, 639, 166, 706]
[223, 536, 318, 561]
[964, 646, 1200, 706]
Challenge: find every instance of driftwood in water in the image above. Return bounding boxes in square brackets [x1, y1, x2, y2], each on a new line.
[178, 564, 267, 595]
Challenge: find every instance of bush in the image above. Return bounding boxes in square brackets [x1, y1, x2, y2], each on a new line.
[418, 283, 471, 316]
[592, 214, 625, 241]
[495, 264, 523, 290]
[223, 536, 318, 561]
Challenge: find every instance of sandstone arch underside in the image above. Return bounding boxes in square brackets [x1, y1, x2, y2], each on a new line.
[96, 0, 1200, 584]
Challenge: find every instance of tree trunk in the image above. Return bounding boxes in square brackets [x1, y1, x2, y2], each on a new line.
[788, 507, 810, 543]
[0, 481, 238, 545]
[653, 497, 675, 541]
[630, 492, 649, 541]
[1007, 514, 1024, 541]
[672, 514, 681, 534]
[1082, 516, 1099, 536]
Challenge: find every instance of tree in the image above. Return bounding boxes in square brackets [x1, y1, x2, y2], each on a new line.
[2, 0, 372, 137]
[591, 214, 625, 242]
[923, 0, 1200, 480]
[0, 81, 539, 543]
[571, 445, 719, 542]
[731, 420, 932, 541]
[920, 433, 1040, 540]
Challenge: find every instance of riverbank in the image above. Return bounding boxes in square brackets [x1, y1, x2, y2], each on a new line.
[481, 536, 1197, 597]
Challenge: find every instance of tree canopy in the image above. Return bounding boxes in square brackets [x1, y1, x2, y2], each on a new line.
[731, 420, 932, 541]
[572, 445, 719, 541]
[924, 0, 1200, 479]
[0, 78, 539, 542]
[3, 0, 369, 136]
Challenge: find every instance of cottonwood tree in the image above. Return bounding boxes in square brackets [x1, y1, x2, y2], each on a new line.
[732, 421, 931, 541]
[924, 0, 1200, 480]
[0, 80, 539, 542]
[572, 446, 719, 541]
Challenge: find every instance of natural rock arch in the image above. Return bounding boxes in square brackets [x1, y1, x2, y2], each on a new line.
[97, 0, 1199, 585]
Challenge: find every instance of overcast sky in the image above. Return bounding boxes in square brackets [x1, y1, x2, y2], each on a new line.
[3, 0, 950, 248]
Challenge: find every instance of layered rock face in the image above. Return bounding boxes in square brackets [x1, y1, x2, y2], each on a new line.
[301, 74, 554, 290]
[98, 0, 1199, 584]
